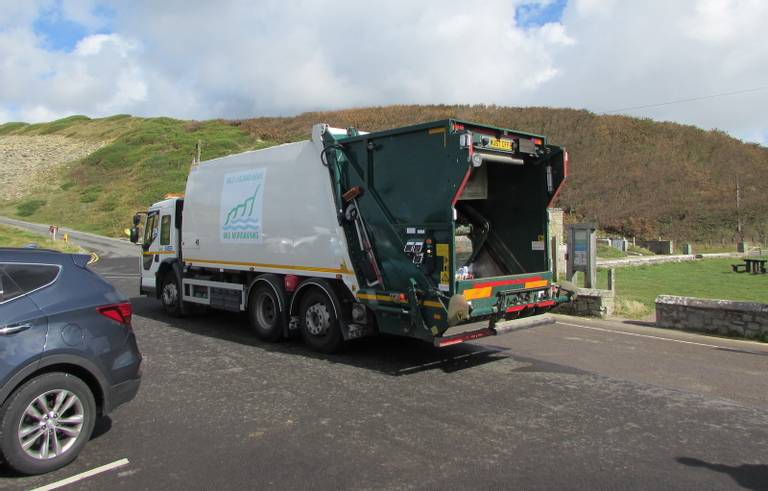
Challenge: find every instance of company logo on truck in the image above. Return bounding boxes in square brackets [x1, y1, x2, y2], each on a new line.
[220, 169, 265, 243]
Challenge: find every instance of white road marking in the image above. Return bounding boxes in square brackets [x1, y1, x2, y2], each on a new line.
[555, 321, 733, 349]
[30, 458, 129, 491]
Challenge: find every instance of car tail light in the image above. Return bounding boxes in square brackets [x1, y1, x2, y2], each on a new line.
[97, 302, 132, 326]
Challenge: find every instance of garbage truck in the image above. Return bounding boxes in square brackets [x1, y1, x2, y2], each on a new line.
[130, 119, 571, 352]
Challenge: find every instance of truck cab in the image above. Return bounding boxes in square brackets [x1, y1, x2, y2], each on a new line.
[131, 196, 182, 298]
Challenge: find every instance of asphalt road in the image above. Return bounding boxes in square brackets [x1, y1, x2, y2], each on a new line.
[2, 222, 768, 490]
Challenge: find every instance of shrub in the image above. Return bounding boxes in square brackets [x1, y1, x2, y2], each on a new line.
[79, 186, 102, 203]
[16, 199, 46, 217]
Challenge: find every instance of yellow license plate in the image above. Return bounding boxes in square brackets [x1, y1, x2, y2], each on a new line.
[489, 138, 512, 151]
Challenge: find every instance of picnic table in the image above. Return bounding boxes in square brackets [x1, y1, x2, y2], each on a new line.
[731, 258, 767, 274]
[744, 258, 767, 274]
[732, 258, 767, 274]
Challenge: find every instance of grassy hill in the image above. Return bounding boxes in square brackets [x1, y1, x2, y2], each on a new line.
[1, 106, 766, 242]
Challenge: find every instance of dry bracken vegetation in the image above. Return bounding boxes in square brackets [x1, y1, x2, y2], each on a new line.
[235, 105, 768, 243]
[0, 105, 766, 242]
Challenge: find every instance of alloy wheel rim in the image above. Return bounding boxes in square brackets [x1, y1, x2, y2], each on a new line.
[18, 389, 85, 460]
[305, 303, 331, 336]
[163, 282, 178, 306]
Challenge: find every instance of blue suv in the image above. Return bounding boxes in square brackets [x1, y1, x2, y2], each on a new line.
[0, 248, 141, 475]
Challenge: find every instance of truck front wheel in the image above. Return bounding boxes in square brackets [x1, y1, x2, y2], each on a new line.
[299, 289, 344, 354]
[160, 272, 182, 317]
[248, 284, 284, 342]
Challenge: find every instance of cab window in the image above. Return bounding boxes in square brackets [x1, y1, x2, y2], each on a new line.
[160, 215, 171, 246]
[144, 213, 158, 245]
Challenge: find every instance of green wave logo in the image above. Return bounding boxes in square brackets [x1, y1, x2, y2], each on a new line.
[223, 184, 261, 231]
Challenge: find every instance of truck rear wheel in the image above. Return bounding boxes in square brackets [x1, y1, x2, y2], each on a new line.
[248, 284, 284, 342]
[299, 289, 344, 354]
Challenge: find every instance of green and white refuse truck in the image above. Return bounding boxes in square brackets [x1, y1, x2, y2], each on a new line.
[130, 119, 571, 352]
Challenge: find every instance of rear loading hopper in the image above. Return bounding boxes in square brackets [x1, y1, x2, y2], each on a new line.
[323, 119, 570, 344]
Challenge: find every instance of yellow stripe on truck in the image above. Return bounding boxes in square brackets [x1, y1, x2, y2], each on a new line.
[357, 293, 405, 303]
[356, 293, 443, 309]
[524, 280, 549, 289]
[185, 258, 353, 275]
[463, 287, 492, 300]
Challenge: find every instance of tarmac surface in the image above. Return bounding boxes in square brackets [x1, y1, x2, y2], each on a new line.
[1, 220, 767, 490]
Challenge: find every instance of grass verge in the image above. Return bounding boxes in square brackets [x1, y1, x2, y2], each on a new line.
[0, 224, 84, 253]
[596, 258, 767, 317]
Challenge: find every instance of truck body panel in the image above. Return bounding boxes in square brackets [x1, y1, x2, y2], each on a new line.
[181, 138, 359, 291]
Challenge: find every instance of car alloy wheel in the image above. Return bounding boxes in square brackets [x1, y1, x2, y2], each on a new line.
[17, 389, 84, 460]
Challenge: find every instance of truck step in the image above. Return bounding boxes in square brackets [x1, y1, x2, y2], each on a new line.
[434, 315, 556, 348]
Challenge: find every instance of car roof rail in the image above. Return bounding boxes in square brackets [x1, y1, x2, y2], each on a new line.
[0, 247, 63, 253]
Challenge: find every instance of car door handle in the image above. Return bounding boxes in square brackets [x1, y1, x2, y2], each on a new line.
[0, 323, 32, 335]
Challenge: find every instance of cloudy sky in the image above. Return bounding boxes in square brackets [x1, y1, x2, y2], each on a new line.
[0, 0, 766, 144]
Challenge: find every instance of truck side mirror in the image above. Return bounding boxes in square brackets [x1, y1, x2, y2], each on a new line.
[133, 214, 142, 226]
[129, 228, 139, 243]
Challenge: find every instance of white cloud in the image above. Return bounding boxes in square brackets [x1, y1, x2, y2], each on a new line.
[74, 34, 134, 56]
[59, 0, 108, 30]
[0, 0, 765, 145]
[539, 0, 768, 143]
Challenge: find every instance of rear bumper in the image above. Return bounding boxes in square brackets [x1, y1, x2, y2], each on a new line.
[435, 315, 555, 347]
[106, 376, 141, 414]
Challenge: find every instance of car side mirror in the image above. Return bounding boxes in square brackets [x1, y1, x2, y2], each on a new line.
[133, 214, 142, 226]
[129, 228, 139, 243]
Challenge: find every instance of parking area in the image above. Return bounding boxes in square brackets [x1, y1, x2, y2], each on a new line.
[2, 254, 768, 490]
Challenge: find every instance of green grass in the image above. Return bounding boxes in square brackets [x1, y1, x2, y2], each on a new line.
[628, 245, 654, 256]
[0, 224, 84, 253]
[597, 243, 655, 259]
[596, 258, 768, 317]
[0, 115, 273, 236]
[597, 244, 626, 259]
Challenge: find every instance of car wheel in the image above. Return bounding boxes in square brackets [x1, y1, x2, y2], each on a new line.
[160, 272, 182, 317]
[299, 289, 344, 353]
[0, 372, 96, 475]
[248, 284, 283, 342]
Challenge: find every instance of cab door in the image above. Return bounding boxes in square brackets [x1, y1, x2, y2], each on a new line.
[140, 205, 178, 295]
[140, 210, 161, 293]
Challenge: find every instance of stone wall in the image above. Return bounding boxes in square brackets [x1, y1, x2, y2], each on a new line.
[554, 288, 615, 318]
[656, 295, 768, 340]
[548, 208, 566, 278]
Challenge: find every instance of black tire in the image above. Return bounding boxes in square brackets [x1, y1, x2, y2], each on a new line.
[248, 283, 284, 342]
[160, 271, 182, 317]
[0, 372, 96, 475]
[299, 289, 345, 354]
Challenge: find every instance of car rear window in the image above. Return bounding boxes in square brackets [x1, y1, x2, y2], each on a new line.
[0, 263, 60, 302]
[0, 269, 23, 302]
